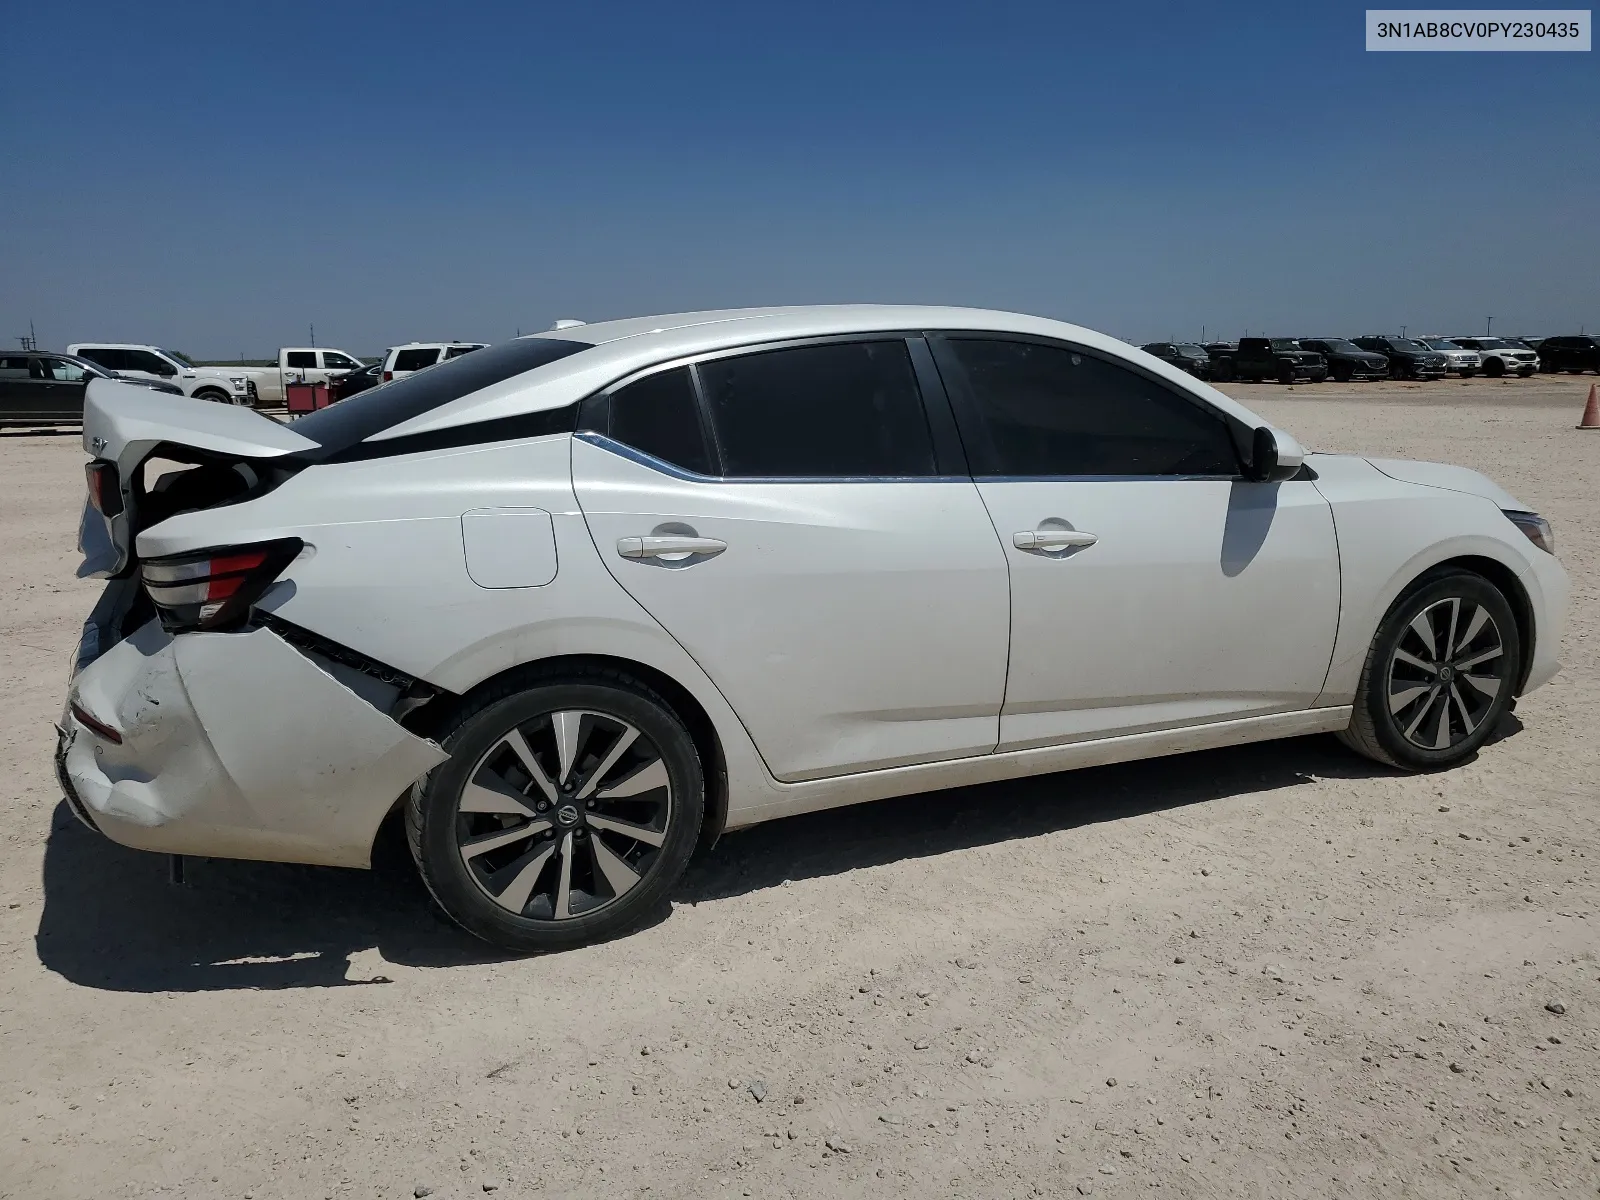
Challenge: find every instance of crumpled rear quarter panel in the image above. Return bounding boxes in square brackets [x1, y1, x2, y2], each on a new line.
[66, 623, 446, 867]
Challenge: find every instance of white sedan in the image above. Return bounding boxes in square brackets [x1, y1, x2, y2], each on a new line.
[61, 306, 1568, 952]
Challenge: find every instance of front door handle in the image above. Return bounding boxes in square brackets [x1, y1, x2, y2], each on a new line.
[617, 535, 727, 560]
[1013, 529, 1098, 551]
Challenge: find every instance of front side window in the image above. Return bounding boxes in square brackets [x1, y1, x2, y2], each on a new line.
[603, 367, 713, 476]
[321, 351, 359, 369]
[935, 337, 1239, 477]
[41, 358, 89, 382]
[696, 340, 937, 478]
[124, 350, 177, 375]
[394, 348, 441, 372]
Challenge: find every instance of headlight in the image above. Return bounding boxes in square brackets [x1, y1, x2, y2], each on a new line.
[1504, 510, 1555, 555]
[228, 376, 247, 388]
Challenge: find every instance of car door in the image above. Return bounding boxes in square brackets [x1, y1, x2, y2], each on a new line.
[927, 333, 1340, 750]
[284, 349, 319, 386]
[35, 356, 90, 420]
[570, 336, 1011, 782]
[0, 356, 43, 418]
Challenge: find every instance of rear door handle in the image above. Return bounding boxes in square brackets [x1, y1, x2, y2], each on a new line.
[1013, 529, 1098, 551]
[617, 535, 727, 560]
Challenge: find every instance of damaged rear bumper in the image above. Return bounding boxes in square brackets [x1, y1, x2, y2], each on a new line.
[60, 621, 447, 868]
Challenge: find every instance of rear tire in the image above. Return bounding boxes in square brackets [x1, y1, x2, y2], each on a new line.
[1212, 360, 1234, 383]
[1337, 570, 1521, 771]
[407, 668, 705, 953]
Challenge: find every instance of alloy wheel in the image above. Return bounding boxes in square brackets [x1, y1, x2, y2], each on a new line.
[455, 709, 672, 920]
[1385, 596, 1506, 751]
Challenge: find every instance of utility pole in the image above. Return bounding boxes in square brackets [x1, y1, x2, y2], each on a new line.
[1201, 325, 1206, 343]
[309, 323, 316, 348]
[1486, 316, 1493, 335]
[1400, 325, 1407, 338]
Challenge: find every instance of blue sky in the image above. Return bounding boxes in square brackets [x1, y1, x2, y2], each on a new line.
[1, 0, 1594, 356]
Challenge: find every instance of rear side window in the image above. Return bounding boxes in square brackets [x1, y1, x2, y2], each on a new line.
[444, 344, 483, 359]
[604, 367, 714, 475]
[394, 348, 441, 372]
[285, 351, 317, 369]
[77, 347, 124, 371]
[292, 337, 589, 454]
[935, 337, 1239, 477]
[0, 356, 29, 377]
[696, 340, 938, 478]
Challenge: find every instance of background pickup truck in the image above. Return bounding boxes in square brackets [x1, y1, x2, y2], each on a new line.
[1205, 337, 1328, 384]
[251, 347, 367, 407]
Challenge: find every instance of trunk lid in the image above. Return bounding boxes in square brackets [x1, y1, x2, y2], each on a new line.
[79, 379, 318, 578]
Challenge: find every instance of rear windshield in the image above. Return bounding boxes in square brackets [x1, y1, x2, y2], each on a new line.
[290, 337, 590, 453]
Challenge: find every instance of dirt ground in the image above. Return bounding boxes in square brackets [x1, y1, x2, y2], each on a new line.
[1, 375, 1597, 1200]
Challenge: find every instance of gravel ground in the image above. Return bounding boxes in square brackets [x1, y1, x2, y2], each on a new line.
[0, 376, 1596, 1199]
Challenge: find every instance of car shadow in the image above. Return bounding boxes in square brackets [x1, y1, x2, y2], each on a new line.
[32, 731, 1435, 993]
[0, 425, 81, 438]
[677, 732, 1395, 902]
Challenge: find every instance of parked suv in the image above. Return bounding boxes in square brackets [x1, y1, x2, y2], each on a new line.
[1419, 338, 1482, 377]
[1351, 337, 1449, 381]
[1447, 337, 1539, 378]
[0, 351, 181, 425]
[1297, 339, 1390, 383]
[1140, 343, 1211, 378]
[1536, 335, 1600, 374]
[381, 342, 488, 382]
[1206, 337, 1326, 384]
[68, 344, 258, 404]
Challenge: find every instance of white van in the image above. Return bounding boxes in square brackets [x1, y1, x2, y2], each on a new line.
[381, 342, 488, 382]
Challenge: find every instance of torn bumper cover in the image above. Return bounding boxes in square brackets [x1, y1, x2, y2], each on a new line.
[60, 622, 447, 868]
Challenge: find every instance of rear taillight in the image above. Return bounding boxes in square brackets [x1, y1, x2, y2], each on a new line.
[382, 370, 393, 382]
[141, 538, 303, 631]
[85, 461, 123, 517]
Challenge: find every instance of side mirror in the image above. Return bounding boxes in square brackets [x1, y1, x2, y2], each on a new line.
[1246, 425, 1305, 483]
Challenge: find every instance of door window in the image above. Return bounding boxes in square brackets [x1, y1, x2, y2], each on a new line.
[603, 367, 714, 475]
[76, 347, 125, 371]
[935, 337, 1239, 477]
[40, 358, 90, 382]
[0, 356, 30, 379]
[122, 349, 176, 375]
[444, 344, 483, 359]
[286, 351, 318, 369]
[696, 340, 938, 478]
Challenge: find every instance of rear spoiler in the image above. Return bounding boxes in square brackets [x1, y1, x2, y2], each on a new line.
[80, 380, 319, 578]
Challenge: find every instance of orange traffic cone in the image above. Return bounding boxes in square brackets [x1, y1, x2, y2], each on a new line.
[1579, 383, 1600, 430]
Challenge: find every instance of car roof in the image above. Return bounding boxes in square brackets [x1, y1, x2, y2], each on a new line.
[370, 304, 1280, 443]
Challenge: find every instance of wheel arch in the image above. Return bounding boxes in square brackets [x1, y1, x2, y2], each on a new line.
[402, 652, 730, 861]
[1417, 555, 1536, 695]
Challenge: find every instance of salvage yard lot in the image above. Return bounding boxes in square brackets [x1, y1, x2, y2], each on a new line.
[1, 377, 1596, 1198]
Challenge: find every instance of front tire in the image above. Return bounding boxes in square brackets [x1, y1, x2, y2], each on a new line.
[1484, 358, 1505, 378]
[1337, 571, 1521, 771]
[192, 388, 232, 404]
[407, 671, 705, 953]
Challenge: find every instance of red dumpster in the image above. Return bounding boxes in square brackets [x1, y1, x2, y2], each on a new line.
[286, 381, 331, 413]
